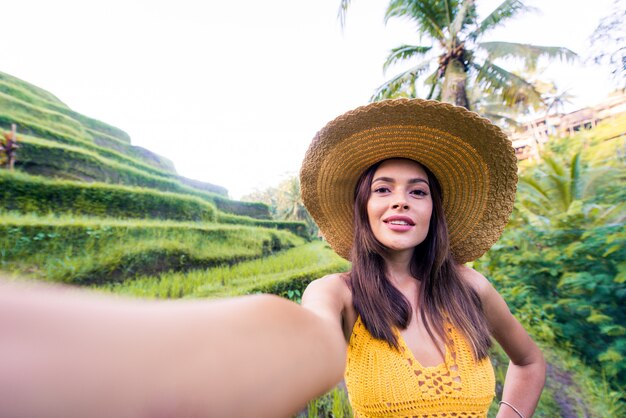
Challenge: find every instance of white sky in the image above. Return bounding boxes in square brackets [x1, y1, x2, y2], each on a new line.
[3, 0, 619, 199]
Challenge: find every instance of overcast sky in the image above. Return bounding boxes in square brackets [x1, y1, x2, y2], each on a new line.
[3, 0, 619, 198]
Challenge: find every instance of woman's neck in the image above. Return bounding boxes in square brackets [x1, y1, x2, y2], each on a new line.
[382, 250, 414, 286]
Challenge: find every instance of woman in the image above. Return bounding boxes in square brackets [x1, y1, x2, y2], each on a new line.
[0, 99, 543, 418]
[300, 98, 545, 417]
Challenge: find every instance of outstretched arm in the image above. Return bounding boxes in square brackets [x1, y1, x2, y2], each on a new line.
[461, 267, 546, 418]
[0, 278, 346, 418]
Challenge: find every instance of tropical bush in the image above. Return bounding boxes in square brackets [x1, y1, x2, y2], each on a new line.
[476, 123, 626, 388]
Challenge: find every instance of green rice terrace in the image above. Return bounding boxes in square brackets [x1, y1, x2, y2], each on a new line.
[1, 71, 624, 417]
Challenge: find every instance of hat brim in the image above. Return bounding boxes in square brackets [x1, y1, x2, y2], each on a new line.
[300, 99, 518, 264]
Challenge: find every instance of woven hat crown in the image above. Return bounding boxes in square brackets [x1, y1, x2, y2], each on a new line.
[300, 98, 517, 263]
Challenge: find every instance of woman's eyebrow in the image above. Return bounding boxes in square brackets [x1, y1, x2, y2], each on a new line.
[408, 178, 429, 185]
[372, 176, 395, 183]
[372, 176, 429, 185]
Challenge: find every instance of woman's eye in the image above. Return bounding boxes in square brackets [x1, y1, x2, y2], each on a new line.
[411, 189, 428, 197]
[373, 187, 391, 193]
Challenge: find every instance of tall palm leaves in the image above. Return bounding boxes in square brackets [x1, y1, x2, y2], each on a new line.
[340, 0, 576, 111]
[518, 152, 625, 227]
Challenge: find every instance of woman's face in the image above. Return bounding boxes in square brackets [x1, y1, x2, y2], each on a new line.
[367, 159, 433, 255]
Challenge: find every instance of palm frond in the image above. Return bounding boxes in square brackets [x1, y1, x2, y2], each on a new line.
[471, 0, 533, 40]
[423, 68, 441, 99]
[467, 82, 529, 125]
[482, 111, 520, 128]
[479, 41, 578, 72]
[385, 0, 446, 41]
[543, 155, 566, 177]
[471, 60, 543, 109]
[471, 100, 522, 128]
[542, 155, 571, 210]
[444, 0, 453, 28]
[370, 62, 432, 102]
[450, 0, 476, 39]
[383, 44, 432, 72]
[519, 175, 552, 203]
[589, 202, 626, 227]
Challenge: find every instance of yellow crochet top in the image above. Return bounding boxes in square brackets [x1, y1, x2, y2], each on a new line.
[345, 317, 495, 418]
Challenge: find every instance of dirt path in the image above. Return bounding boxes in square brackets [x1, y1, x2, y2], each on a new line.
[546, 362, 590, 418]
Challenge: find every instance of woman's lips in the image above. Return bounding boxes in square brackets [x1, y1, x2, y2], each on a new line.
[383, 216, 415, 232]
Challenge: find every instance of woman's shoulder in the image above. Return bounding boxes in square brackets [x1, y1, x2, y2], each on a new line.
[305, 272, 351, 300]
[456, 265, 494, 300]
[303, 272, 356, 341]
[303, 272, 353, 315]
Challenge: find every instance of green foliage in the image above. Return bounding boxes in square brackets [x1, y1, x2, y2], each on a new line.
[0, 74, 176, 173]
[54, 107, 131, 144]
[295, 385, 353, 418]
[0, 71, 67, 106]
[0, 71, 130, 144]
[0, 72, 227, 196]
[0, 125, 175, 180]
[480, 204, 625, 383]
[213, 196, 271, 219]
[96, 242, 347, 299]
[242, 176, 319, 237]
[14, 136, 230, 197]
[0, 170, 218, 222]
[218, 212, 310, 239]
[10, 137, 238, 205]
[0, 91, 86, 140]
[476, 130, 626, 388]
[0, 211, 304, 285]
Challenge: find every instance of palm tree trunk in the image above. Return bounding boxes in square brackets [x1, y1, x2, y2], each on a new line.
[441, 59, 469, 109]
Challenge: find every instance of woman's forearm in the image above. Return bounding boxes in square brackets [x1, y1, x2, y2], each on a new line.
[497, 354, 546, 418]
[0, 280, 347, 418]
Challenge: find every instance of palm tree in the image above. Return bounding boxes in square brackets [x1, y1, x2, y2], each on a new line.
[276, 177, 305, 221]
[339, 0, 576, 111]
[517, 152, 625, 226]
[277, 177, 320, 236]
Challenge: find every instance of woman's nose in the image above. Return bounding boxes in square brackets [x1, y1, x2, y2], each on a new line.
[392, 201, 409, 210]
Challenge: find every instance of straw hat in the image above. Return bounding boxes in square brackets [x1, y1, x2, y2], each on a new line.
[300, 98, 518, 264]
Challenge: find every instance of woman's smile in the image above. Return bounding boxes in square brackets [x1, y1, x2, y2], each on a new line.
[383, 215, 416, 231]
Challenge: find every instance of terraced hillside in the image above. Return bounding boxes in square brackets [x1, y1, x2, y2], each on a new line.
[0, 71, 346, 299]
[0, 71, 272, 219]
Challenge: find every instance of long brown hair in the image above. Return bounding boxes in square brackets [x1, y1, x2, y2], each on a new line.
[349, 159, 492, 360]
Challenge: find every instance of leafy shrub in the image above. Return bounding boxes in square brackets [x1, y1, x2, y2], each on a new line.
[476, 135, 626, 387]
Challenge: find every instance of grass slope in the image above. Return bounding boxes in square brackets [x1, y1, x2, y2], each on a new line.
[95, 241, 349, 299]
[0, 71, 229, 196]
[0, 211, 305, 285]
